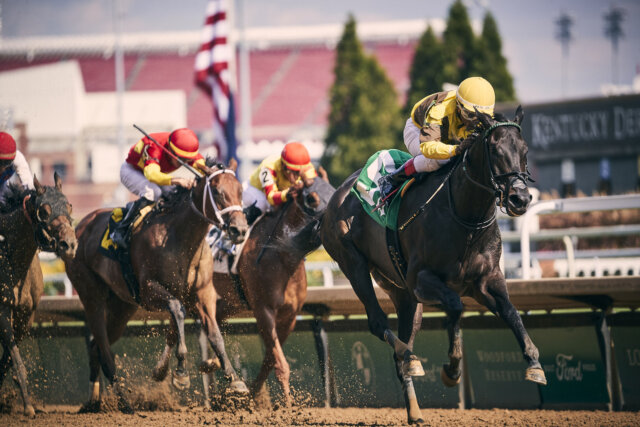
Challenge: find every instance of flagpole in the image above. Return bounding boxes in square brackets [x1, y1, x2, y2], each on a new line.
[238, 0, 252, 148]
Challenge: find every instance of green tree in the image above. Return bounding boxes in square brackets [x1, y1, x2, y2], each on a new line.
[473, 12, 516, 101]
[322, 16, 402, 186]
[404, 25, 446, 116]
[442, 0, 477, 85]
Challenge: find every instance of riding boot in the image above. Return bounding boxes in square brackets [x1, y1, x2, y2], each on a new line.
[377, 158, 417, 200]
[243, 202, 262, 226]
[111, 197, 153, 250]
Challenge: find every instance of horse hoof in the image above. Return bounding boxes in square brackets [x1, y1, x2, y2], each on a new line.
[172, 370, 191, 390]
[228, 380, 249, 395]
[24, 405, 36, 418]
[199, 357, 221, 373]
[403, 357, 425, 377]
[440, 366, 461, 387]
[525, 367, 547, 385]
[152, 365, 169, 382]
[408, 418, 425, 425]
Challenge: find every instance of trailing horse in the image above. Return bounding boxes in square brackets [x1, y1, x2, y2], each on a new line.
[64, 159, 249, 413]
[203, 170, 334, 407]
[320, 107, 545, 424]
[0, 173, 77, 416]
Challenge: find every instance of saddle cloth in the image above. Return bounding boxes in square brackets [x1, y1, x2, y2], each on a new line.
[99, 204, 154, 257]
[350, 149, 414, 231]
[207, 212, 265, 275]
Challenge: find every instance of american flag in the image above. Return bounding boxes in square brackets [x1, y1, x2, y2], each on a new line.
[194, 0, 237, 163]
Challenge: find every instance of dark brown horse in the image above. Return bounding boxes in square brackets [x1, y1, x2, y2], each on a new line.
[320, 107, 545, 424]
[205, 170, 334, 407]
[0, 173, 77, 416]
[64, 160, 249, 413]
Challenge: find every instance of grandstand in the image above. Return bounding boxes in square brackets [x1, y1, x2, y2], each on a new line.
[0, 19, 431, 216]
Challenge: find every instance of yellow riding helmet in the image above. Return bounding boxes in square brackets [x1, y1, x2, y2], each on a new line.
[456, 77, 495, 115]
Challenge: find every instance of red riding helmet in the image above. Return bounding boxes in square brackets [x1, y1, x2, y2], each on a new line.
[168, 128, 199, 159]
[281, 142, 311, 171]
[0, 132, 17, 160]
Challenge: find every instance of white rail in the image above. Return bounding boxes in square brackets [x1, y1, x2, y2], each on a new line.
[520, 195, 640, 279]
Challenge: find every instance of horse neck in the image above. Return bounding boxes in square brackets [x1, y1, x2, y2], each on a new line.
[162, 195, 212, 249]
[450, 144, 496, 224]
[272, 201, 318, 261]
[0, 208, 38, 273]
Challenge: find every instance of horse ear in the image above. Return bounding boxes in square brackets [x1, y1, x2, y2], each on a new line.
[514, 105, 524, 125]
[54, 171, 63, 190]
[317, 166, 329, 182]
[228, 158, 238, 172]
[33, 175, 45, 195]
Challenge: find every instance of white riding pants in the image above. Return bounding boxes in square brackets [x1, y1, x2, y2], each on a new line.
[403, 117, 450, 173]
[120, 162, 166, 201]
[242, 182, 270, 212]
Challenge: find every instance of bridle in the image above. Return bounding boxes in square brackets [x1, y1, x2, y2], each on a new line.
[189, 167, 243, 230]
[461, 122, 533, 215]
[22, 191, 73, 253]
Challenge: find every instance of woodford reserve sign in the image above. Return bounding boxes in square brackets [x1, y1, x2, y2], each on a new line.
[497, 94, 640, 162]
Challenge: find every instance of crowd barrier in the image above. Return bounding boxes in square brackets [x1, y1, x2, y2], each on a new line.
[15, 276, 639, 410]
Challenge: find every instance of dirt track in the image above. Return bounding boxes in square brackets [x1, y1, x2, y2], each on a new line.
[2, 406, 639, 426]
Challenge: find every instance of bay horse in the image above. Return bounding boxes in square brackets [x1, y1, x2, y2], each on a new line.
[64, 159, 249, 413]
[205, 169, 334, 407]
[320, 107, 545, 424]
[0, 173, 77, 416]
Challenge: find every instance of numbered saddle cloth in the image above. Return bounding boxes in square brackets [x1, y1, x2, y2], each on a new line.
[350, 149, 413, 231]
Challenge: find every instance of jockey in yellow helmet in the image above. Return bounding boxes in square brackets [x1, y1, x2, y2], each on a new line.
[378, 77, 495, 199]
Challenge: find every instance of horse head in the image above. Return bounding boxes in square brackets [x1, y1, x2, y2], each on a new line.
[196, 158, 248, 244]
[27, 172, 77, 260]
[467, 105, 533, 217]
[292, 166, 335, 218]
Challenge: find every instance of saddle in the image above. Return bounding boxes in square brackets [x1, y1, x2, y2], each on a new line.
[99, 201, 154, 302]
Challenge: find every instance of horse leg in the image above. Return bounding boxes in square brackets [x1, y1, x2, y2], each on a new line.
[479, 275, 546, 385]
[0, 306, 35, 417]
[250, 305, 295, 407]
[389, 288, 424, 425]
[194, 289, 248, 395]
[331, 243, 422, 374]
[140, 281, 191, 390]
[414, 269, 464, 387]
[83, 301, 134, 414]
[152, 316, 178, 383]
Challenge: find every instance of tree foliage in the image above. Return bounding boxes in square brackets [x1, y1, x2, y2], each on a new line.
[322, 16, 402, 186]
[404, 26, 446, 116]
[442, 0, 477, 85]
[473, 12, 516, 101]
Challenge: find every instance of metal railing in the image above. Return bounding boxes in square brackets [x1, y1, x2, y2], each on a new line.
[518, 194, 640, 279]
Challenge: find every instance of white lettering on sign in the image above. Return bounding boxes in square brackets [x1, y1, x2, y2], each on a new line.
[475, 350, 521, 363]
[626, 349, 640, 367]
[613, 107, 640, 140]
[531, 111, 609, 148]
[483, 369, 524, 382]
[555, 353, 584, 381]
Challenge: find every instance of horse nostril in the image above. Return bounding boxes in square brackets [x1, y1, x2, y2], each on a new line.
[509, 194, 529, 208]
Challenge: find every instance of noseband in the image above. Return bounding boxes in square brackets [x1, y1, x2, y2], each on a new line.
[461, 122, 533, 214]
[189, 168, 243, 230]
[22, 192, 72, 252]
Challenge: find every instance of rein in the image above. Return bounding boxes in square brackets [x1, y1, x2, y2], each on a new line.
[189, 168, 243, 228]
[399, 121, 529, 232]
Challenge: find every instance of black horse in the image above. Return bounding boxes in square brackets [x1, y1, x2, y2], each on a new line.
[320, 106, 545, 424]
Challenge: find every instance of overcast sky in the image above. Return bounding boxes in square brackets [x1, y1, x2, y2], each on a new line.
[1, 0, 639, 104]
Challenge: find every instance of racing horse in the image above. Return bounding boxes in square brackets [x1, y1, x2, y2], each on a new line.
[64, 159, 249, 413]
[204, 169, 334, 407]
[0, 173, 77, 416]
[320, 106, 545, 424]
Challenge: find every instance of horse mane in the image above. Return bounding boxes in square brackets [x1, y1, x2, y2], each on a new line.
[0, 183, 33, 214]
[154, 156, 225, 212]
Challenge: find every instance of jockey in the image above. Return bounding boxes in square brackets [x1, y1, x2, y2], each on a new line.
[112, 128, 206, 249]
[378, 76, 495, 199]
[0, 132, 34, 205]
[243, 141, 317, 224]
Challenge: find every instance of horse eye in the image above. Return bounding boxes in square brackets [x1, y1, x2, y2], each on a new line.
[67, 203, 73, 214]
[37, 205, 51, 221]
